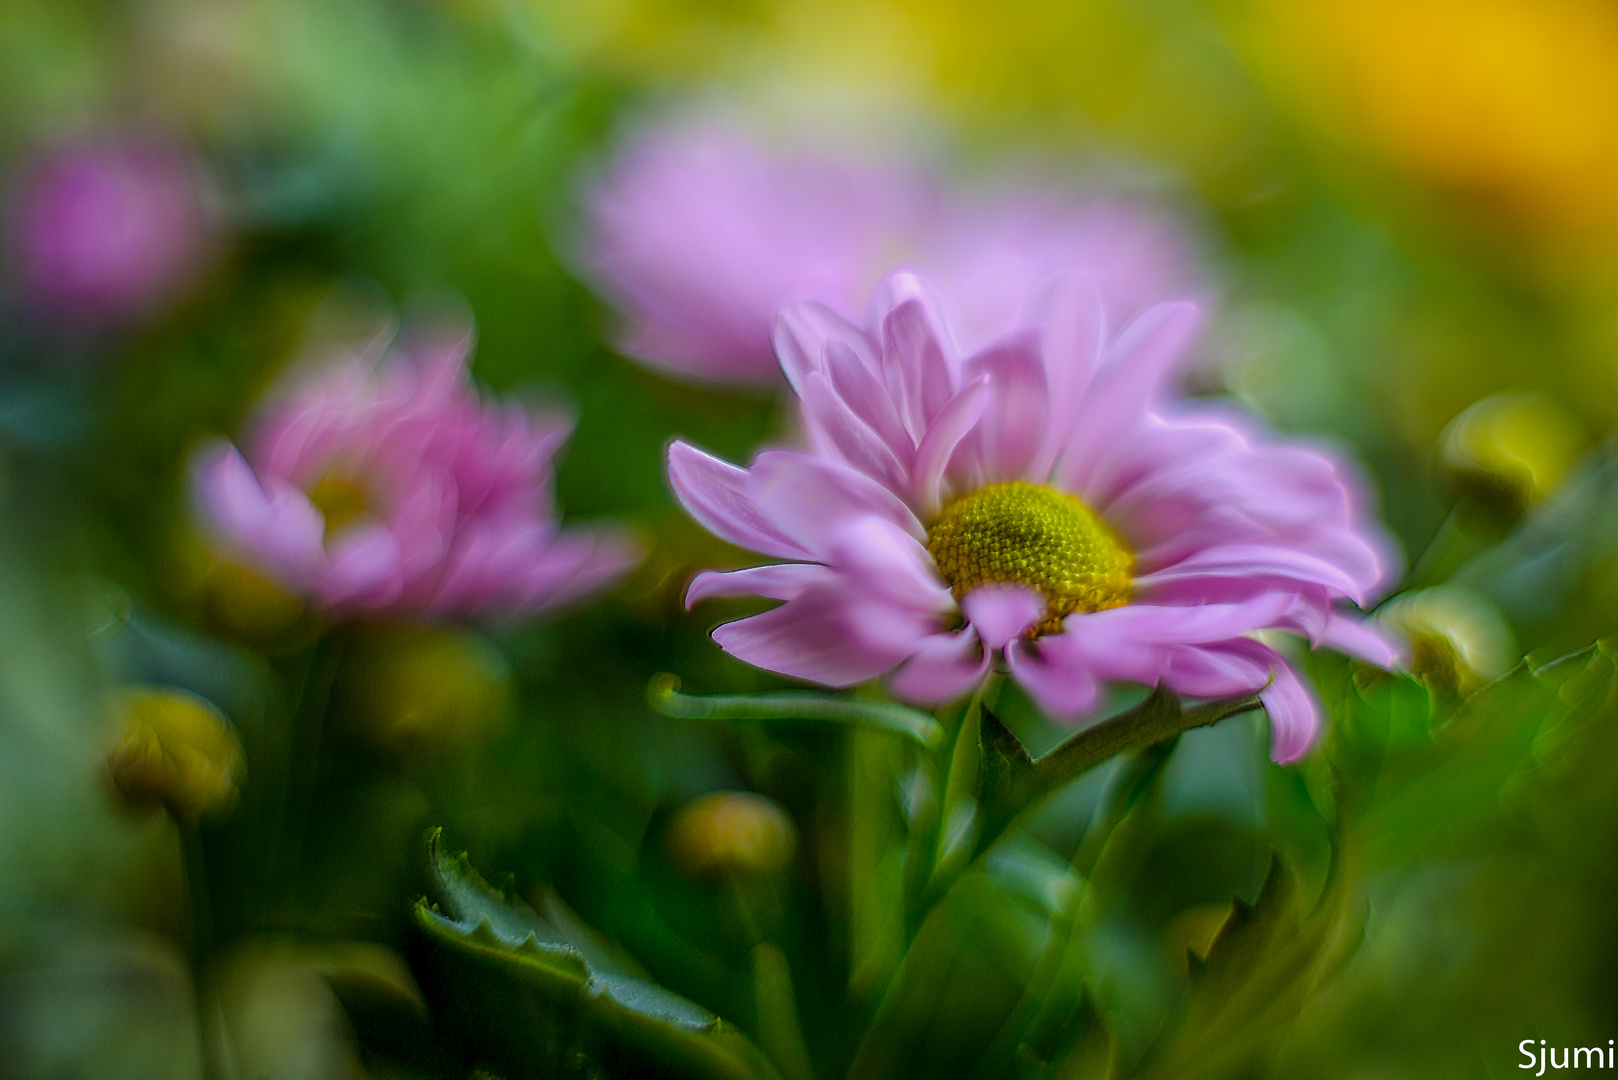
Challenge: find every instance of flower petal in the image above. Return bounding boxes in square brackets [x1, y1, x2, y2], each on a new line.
[710, 586, 929, 687]
[686, 563, 833, 607]
[1057, 300, 1200, 491]
[667, 441, 809, 560]
[1321, 610, 1408, 668]
[192, 442, 325, 586]
[876, 274, 958, 440]
[749, 450, 926, 553]
[800, 371, 910, 494]
[963, 332, 1049, 484]
[318, 522, 404, 609]
[890, 630, 991, 705]
[912, 374, 991, 518]
[1005, 638, 1103, 719]
[823, 515, 954, 615]
[773, 301, 872, 394]
[961, 584, 1043, 651]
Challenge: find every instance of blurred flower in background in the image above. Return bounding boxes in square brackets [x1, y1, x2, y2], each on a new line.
[1378, 586, 1516, 696]
[192, 316, 640, 621]
[1438, 392, 1588, 519]
[3, 132, 219, 334]
[672, 272, 1402, 760]
[579, 113, 1194, 384]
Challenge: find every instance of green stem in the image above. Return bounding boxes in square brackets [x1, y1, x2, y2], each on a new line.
[966, 741, 1180, 1078]
[263, 633, 344, 922]
[180, 820, 233, 1080]
[1070, 738, 1180, 879]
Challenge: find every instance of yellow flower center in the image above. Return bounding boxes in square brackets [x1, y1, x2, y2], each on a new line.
[306, 471, 373, 538]
[926, 481, 1134, 636]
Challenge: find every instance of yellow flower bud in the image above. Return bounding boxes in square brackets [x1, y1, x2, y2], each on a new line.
[666, 792, 797, 879]
[335, 625, 510, 760]
[1439, 393, 1586, 516]
[1378, 587, 1517, 696]
[174, 528, 308, 648]
[106, 688, 245, 820]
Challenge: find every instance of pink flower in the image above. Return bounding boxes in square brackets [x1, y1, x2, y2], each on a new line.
[5, 133, 217, 328]
[579, 119, 1192, 385]
[192, 323, 639, 621]
[668, 273, 1403, 762]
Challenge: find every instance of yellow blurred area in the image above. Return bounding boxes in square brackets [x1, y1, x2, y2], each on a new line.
[519, 0, 1618, 263]
[519, 0, 1270, 197]
[1247, 0, 1618, 265]
[105, 687, 245, 821]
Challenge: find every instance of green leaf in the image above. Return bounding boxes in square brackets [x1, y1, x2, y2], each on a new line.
[750, 942, 814, 1080]
[648, 674, 944, 748]
[414, 831, 781, 1080]
[1132, 854, 1366, 1080]
[976, 688, 1263, 858]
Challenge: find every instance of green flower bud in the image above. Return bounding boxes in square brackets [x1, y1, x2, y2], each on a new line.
[335, 625, 510, 760]
[666, 791, 797, 879]
[1378, 586, 1517, 696]
[1439, 393, 1585, 517]
[106, 687, 245, 820]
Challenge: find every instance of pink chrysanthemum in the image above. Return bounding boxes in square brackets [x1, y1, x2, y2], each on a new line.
[5, 133, 216, 328]
[668, 274, 1403, 762]
[193, 324, 639, 620]
[579, 118, 1191, 385]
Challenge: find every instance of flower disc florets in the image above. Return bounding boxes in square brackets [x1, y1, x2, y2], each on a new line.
[927, 481, 1132, 634]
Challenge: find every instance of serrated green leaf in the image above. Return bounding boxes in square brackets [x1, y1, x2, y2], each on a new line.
[1132, 854, 1366, 1080]
[415, 833, 782, 1080]
[648, 674, 945, 747]
[424, 830, 646, 980]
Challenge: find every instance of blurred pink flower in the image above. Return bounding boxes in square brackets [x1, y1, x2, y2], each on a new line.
[580, 119, 1193, 385]
[193, 325, 639, 620]
[670, 273, 1402, 762]
[5, 133, 216, 328]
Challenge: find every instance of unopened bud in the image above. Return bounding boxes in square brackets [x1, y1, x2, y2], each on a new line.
[1378, 586, 1516, 696]
[666, 792, 797, 878]
[176, 529, 307, 647]
[106, 687, 244, 820]
[335, 625, 510, 759]
[1439, 393, 1585, 517]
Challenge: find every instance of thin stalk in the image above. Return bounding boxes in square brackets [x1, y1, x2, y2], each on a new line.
[262, 632, 344, 922]
[180, 820, 234, 1080]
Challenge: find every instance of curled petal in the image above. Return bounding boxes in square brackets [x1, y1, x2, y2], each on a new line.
[773, 302, 872, 394]
[318, 523, 404, 609]
[192, 443, 325, 586]
[912, 375, 990, 518]
[1005, 638, 1104, 720]
[1321, 610, 1409, 668]
[668, 442, 808, 560]
[800, 371, 910, 494]
[686, 563, 832, 607]
[961, 584, 1043, 651]
[876, 274, 959, 439]
[711, 586, 932, 687]
[890, 630, 990, 705]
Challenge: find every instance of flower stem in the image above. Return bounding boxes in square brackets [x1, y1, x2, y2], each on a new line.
[179, 819, 233, 1080]
[261, 632, 344, 923]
